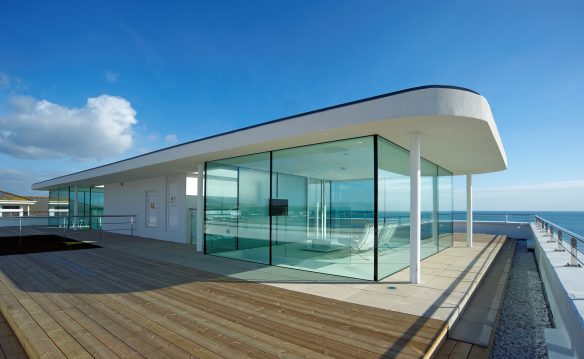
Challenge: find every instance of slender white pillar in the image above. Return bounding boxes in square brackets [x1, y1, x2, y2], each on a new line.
[73, 185, 79, 228]
[196, 163, 205, 252]
[466, 174, 473, 247]
[410, 133, 421, 284]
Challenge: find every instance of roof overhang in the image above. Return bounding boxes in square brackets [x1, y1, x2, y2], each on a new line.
[0, 200, 36, 205]
[32, 85, 507, 191]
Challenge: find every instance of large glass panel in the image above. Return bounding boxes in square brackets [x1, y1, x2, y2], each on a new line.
[90, 186, 104, 230]
[205, 152, 270, 264]
[377, 137, 411, 279]
[421, 159, 439, 259]
[438, 166, 453, 251]
[272, 137, 374, 280]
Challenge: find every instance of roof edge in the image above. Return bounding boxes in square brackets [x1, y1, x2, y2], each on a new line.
[32, 85, 480, 189]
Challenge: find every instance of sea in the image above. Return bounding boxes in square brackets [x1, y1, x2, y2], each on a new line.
[453, 211, 584, 238]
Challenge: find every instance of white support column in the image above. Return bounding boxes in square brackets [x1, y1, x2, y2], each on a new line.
[196, 163, 205, 252]
[73, 185, 79, 228]
[466, 174, 473, 247]
[410, 133, 421, 284]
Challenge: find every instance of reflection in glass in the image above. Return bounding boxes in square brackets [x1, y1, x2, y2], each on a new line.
[377, 137, 411, 279]
[204, 153, 270, 264]
[438, 166, 453, 250]
[203, 135, 453, 281]
[421, 159, 439, 260]
[272, 137, 374, 280]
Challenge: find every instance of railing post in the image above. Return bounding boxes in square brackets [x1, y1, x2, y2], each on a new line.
[570, 238, 578, 267]
[19, 217, 22, 245]
[557, 231, 564, 251]
[548, 225, 555, 243]
[130, 216, 134, 236]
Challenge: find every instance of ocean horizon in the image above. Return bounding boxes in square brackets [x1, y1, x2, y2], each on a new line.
[453, 211, 584, 237]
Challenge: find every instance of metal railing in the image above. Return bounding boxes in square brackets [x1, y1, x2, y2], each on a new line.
[452, 212, 536, 223]
[0, 215, 136, 242]
[535, 215, 582, 267]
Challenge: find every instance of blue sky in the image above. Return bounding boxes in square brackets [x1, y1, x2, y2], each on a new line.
[1, 0, 583, 210]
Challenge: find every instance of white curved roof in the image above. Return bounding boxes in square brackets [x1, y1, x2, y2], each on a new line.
[33, 85, 507, 190]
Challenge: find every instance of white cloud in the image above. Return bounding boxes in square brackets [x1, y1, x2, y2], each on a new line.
[164, 134, 178, 144]
[105, 70, 120, 83]
[0, 72, 10, 88]
[453, 180, 584, 211]
[0, 95, 137, 161]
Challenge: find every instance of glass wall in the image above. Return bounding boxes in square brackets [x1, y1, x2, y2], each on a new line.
[421, 159, 439, 260]
[48, 186, 104, 228]
[90, 186, 104, 229]
[203, 135, 453, 281]
[438, 166, 453, 250]
[377, 137, 411, 278]
[49, 187, 70, 226]
[271, 137, 375, 280]
[204, 153, 271, 264]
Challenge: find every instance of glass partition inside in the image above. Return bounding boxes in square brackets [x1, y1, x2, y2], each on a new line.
[204, 153, 270, 264]
[271, 137, 375, 280]
[377, 137, 411, 278]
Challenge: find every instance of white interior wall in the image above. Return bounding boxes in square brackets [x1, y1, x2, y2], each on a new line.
[104, 174, 189, 243]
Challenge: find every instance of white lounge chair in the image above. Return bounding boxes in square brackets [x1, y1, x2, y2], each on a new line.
[379, 223, 398, 248]
[339, 223, 375, 252]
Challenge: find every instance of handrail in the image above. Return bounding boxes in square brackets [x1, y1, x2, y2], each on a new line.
[535, 215, 582, 266]
[0, 214, 137, 240]
[535, 215, 584, 245]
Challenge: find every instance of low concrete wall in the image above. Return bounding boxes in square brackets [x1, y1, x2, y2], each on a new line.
[453, 220, 533, 239]
[531, 223, 584, 358]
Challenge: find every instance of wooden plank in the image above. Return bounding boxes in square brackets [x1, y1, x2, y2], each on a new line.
[21, 253, 282, 359]
[75, 249, 425, 358]
[0, 256, 126, 359]
[8, 254, 222, 359]
[79, 251, 427, 358]
[437, 339, 456, 356]
[0, 236, 468, 359]
[40, 252, 363, 359]
[0, 272, 66, 359]
[45, 250, 416, 355]
[86, 248, 446, 330]
[468, 344, 489, 359]
[83, 247, 446, 340]
[0, 335, 28, 359]
[449, 341, 472, 359]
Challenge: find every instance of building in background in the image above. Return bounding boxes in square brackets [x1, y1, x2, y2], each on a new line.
[0, 190, 37, 217]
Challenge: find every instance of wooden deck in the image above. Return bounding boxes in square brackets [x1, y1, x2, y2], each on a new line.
[0, 312, 27, 358]
[0, 246, 449, 358]
[435, 339, 489, 359]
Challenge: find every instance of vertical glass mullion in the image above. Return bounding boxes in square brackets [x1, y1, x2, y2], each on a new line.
[203, 161, 207, 254]
[373, 135, 379, 281]
[269, 151, 273, 266]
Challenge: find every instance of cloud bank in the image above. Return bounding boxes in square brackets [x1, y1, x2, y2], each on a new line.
[453, 180, 584, 211]
[0, 95, 137, 161]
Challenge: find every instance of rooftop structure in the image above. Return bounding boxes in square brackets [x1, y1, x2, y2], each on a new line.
[32, 85, 507, 283]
